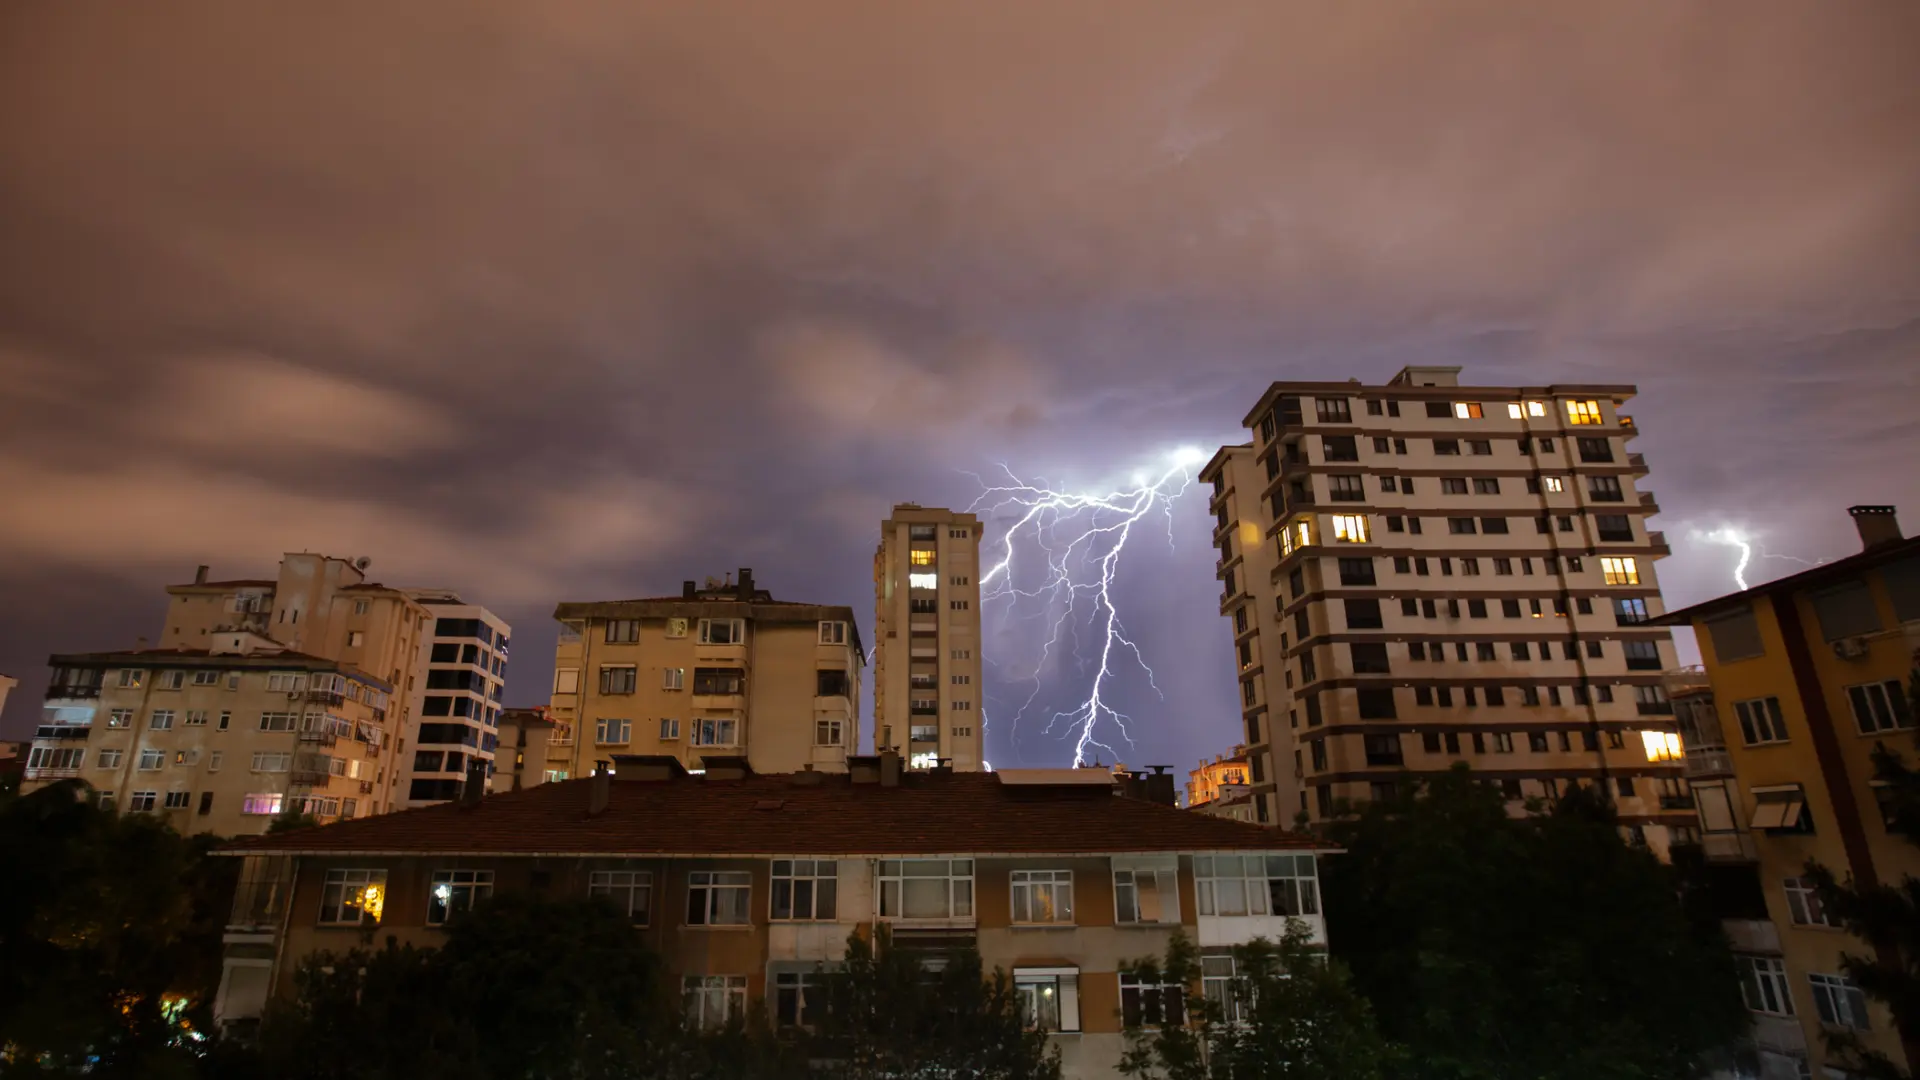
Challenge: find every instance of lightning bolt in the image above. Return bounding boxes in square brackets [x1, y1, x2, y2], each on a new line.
[1692, 526, 1826, 592]
[969, 446, 1207, 766]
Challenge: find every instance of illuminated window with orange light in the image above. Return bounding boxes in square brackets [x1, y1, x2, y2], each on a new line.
[909, 550, 936, 566]
[1453, 402, 1483, 419]
[1506, 403, 1524, 419]
[1279, 520, 1311, 557]
[1641, 730, 1682, 762]
[319, 868, 388, 925]
[1566, 400, 1602, 425]
[1601, 557, 1639, 585]
[1331, 514, 1370, 543]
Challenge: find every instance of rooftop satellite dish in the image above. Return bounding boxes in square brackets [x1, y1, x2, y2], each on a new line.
[353, 556, 373, 572]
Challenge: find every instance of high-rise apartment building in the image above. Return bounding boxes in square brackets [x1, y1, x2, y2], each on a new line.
[23, 554, 508, 832]
[873, 505, 985, 770]
[404, 594, 510, 805]
[1201, 367, 1687, 846]
[545, 569, 863, 777]
[1655, 506, 1918, 1078]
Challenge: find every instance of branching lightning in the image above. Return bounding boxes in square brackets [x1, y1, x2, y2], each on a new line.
[969, 446, 1208, 766]
[1692, 526, 1824, 592]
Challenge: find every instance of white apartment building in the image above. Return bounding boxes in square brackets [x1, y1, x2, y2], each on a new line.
[1201, 367, 1688, 849]
[873, 505, 986, 770]
[402, 594, 510, 806]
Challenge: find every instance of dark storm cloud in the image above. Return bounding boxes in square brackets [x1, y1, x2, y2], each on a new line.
[2, 1, 1916, 767]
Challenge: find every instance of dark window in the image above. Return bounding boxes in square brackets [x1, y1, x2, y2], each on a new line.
[1366, 400, 1384, 416]
[1501, 599, 1522, 617]
[1526, 478, 1540, 493]
[1512, 642, 1531, 660]
[1393, 556, 1411, 573]
[817, 669, 851, 697]
[1364, 733, 1403, 765]
[1529, 732, 1549, 752]
[1588, 476, 1624, 502]
[1623, 641, 1662, 670]
[1295, 609, 1310, 638]
[1339, 558, 1376, 586]
[430, 642, 461, 663]
[1386, 516, 1405, 533]
[1393, 437, 1407, 453]
[1467, 599, 1487, 618]
[1350, 642, 1391, 673]
[1316, 398, 1352, 423]
[1345, 599, 1384, 629]
[1433, 439, 1460, 455]
[1448, 517, 1477, 535]
[1558, 516, 1574, 532]
[1811, 582, 1882, 642]
[1421, 598, 1437, 618]
[1323, 435, 1359, 462]
[1425, 401, 1450, 418]
[1328, 474, 1365, 501]
[1473, 477, 1500, 494]
[1356, 689, 1398, 719]
[1442, 477, 1468, 495]
[1408, 517, 1422, 534]
[1481, 517, 1509, 534]
[1289, 568, 1306, 598]
[1586, 640, 1603, 658]
[1415, 687, 1433, 706]
[1468, 440, 1492, 455]
[693, 667, 745, 695]
[1422, 731, 1441, 753]
[1596, 515, 1633, 541]
[1304, 695, 1323, 727]
[1401, 598, 1419, 617]
[1409, 642, 1426, 660]
[1477, 642, 1496, 660]
[1485, 686, 1505, 706]
[435, 618, 492, 643]
[1577, 438, 1614, 463]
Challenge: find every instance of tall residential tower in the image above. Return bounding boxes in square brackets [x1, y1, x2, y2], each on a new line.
[1201, 367, 1688, 848]
[873, 505, 985, 769]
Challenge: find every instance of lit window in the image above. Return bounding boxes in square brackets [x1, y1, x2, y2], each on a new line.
[1453, 402, 1483, 418]
[687, 871, 752, 925]
[1506, 402, 1523, 419]
[588, 870, 653, 924]
[1114, 864, 1180, 924]
[241, 793, 283, 816]
[770, 859, 838, 921]
[1542, 476, 1564, 492]
[1279, 520, 1312, 556]
[1015, 968, 1082, 1032]
[1641, 730, 1682, 762]
[1331, 514, 1369, 543]
[684, 975, 747, 1030]
[319, 869, 388, 925]
[909, 572, 938, 589]
[1011, 870, 1075, 924]
[1600, 557, 1639, 585]
[1526, 400, 1546, 416]
[427, 870, 493, 925]
[909, 550, 937, 566]
[1566, 400, 1602, 425]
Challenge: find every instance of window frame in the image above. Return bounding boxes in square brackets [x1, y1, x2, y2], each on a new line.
[684, 975, 747, 1030]
[588, 870, 654, 925]
[427, 869, 494, 925]
[770, 859, 839, 922]
[686, 870, 752, 926]
[1113, 863, 1180, 925]
[1010, 869, 1076, 925]
[319, 868, 389, 926]
[1734, 697, 1790, 746]
[1808, 972, 1870, 1030]
[1846, 680, 1912, 735]
[697, 618, 745, 645]
[876, 858, 975, 922]
[1783, 877, 1833, 928]
[1015, 967, 1082, 1033]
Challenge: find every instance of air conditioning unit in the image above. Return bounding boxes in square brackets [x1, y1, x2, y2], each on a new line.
[1832, 637, 1870, 661]
[666, 618, 689, 639]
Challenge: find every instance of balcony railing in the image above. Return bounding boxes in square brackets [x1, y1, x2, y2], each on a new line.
[23, 767, 83, 780]
[44, 685, 102, 700]
[1659, 794, 1696, 810]
[1662, 665, 1710, 693]
[1685, 748, 1735, 779]
[34, 725, 91, 740]
[1635, 700, 1674, 714]
[1700, 831, 1758, 862]
[909, 726, 939, 742]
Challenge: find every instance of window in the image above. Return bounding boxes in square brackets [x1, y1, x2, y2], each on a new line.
[1338, 558, 1376, 587]
[1345, 598, 1383, 630]
[1480, 517, 1509, 535]
[660, 666, 685, 691]
[158, 670, 185, 690]
[319, 869, 389, 925]
[1615, 598, 1649, 625]
[192, 669, 220, 686]
[1010, 870, 1074, 924]
[1315, 397, 1351, 423]
[815, 718, 842, 746]
[1328, 474, 1364, 501]
[599, 666, 637, 694]
[1588, 475, 1623, 501]
[105, 709, 133, 728]
[1433, 438, 1460, 456]
[1809, 974, 1870, 1030]
[818, 669, 852, 697]
[1453, 401, 1483, 419]
[603, 619, 639, 643]
[909, 549, 937, 566]
[241, 793, 283, 816]
[1735, 697, 1789, 745]
[554, 667, 581, 694]
[693, 668, 744, 695]
[1265, 854, 1319, 915]
[1641, 730, 1683, 762]
[1442, 477, 1468, 495]
[1331, 514, 1369, 543]
[27, 746, 86, 772]
[1015, 969, 1081, 1032]
[949, 600, 969, 611]
[1595, 514, 1633, 542]
[136, 748, 164, 771]
[1120, 973, 1187, 1027]
[683, 870, 751, 925]
[1194, 854, 1275, 916]
[184, 710, 207, 727]
[1114, 865, 1179, 924]
[770, 859, 838, 921]
[684, 976, 747, 1030]
[1846, 680, 1912, 735]
[595, 717, 632, 745]
[1784, 877, 1832, 927]
[97, 748, 123, 769]
[266, 672, 306, 693]
[118, 669, 145, 688]
[775, 970, 827, 1029]
[1473, 477, 1500, 495]
[1623, 640, 1662, 670]
[910, 571, 939, 589]
[1322, 435, 1358, 461]
[1566, 399, 1602, 425]
[877, 859, 974, 920]
[128, 791, 158, 812]
[424, 870, 494, 924]
[691, 717, 738, 746]
[1448, 517, 1477, 535]
[698, 618, 745, 645]
[1600, 557, 1639, 585]
[149, 709, 175, 730]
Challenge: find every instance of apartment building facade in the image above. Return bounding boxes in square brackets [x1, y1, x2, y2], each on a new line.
[873, 505, 986, 770]
[1201, 367, 1688, 844]
[545, 569, 863, 777]
[214, 758, 1330, 1079]
[1656, 506, 1919, 1078]
[24, 553, 508, 831]
[403, 596, 510, 805]
[1184, 746, 1251, 809]
[32, 636, 397, 834]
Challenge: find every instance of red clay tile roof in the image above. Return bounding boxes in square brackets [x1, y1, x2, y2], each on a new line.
[168, 579, 275, 589]
[222, 772, 1321, 856]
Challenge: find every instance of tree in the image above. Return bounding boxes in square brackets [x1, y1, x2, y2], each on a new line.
[1320, 766, 1748, 1080]
[809, 926, 1060, 1080]
[0, 780, 231, 1077]
[1805, 666, 1920, 1079]
[1118, 926, 1399, 1080]
[264, 808, 318, 834]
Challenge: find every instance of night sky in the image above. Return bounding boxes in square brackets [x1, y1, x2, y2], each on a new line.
[2, 3, 1916, 770]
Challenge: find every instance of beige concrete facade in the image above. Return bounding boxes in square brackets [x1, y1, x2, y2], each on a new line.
[1184, 747, 1250, 809]
[1660, 509, 1920, 1077]
[1202, 367, 1688, 844]
[873, 505, 986, 769]
[545, 570, 864, 776]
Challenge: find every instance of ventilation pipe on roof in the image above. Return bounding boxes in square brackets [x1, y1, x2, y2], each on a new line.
[683, 580, 697, 599]
[737, 567, 755, 600]
[195, 565, 209, 585]
[589, 760, 612, 816]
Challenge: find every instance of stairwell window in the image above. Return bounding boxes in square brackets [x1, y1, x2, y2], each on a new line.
[1010, 870, 1075, 925]
[1846, 680, 1912, 735]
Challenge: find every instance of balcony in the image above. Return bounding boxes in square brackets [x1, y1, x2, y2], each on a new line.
[298, 731, 338, 747]
[1724, 918, 1781, 955]
[1686, 748, 1735, 779]
[1663, 666, 1710, 694]
[1636, 700, 1674, 714]
[23, 767, 82, 780]
[1701, 831, 1759, 862]
[1659, 794, 1696, 811]
[909, 725, 939, 743]
[34, 725, 90, 740]
[44, 684, 102, 700]
[1627, 452, 1647, 472]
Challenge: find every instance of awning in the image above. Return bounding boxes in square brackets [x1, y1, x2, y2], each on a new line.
[1750, 786, 1805, 831]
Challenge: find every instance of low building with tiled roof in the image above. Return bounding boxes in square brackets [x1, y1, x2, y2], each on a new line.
[213, 754, 1334, 1078]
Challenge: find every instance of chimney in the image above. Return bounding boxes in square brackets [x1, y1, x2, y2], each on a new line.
[194, 565, 209, 585]
[737, 567, 755, 600]
[588, 760, 612, 815]
[460, 759, 488, 805]
[683, 580, 697, 599]
[1145, 765, 1177, 807]
[1849, 505, 1902, 551]
[878, 748, 902, 788]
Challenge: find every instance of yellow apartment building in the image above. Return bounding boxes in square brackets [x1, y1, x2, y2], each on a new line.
[545, 569, 863, 778]
[1657, 505, 1919, 1077]
[1184, 747, 1251, 810]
